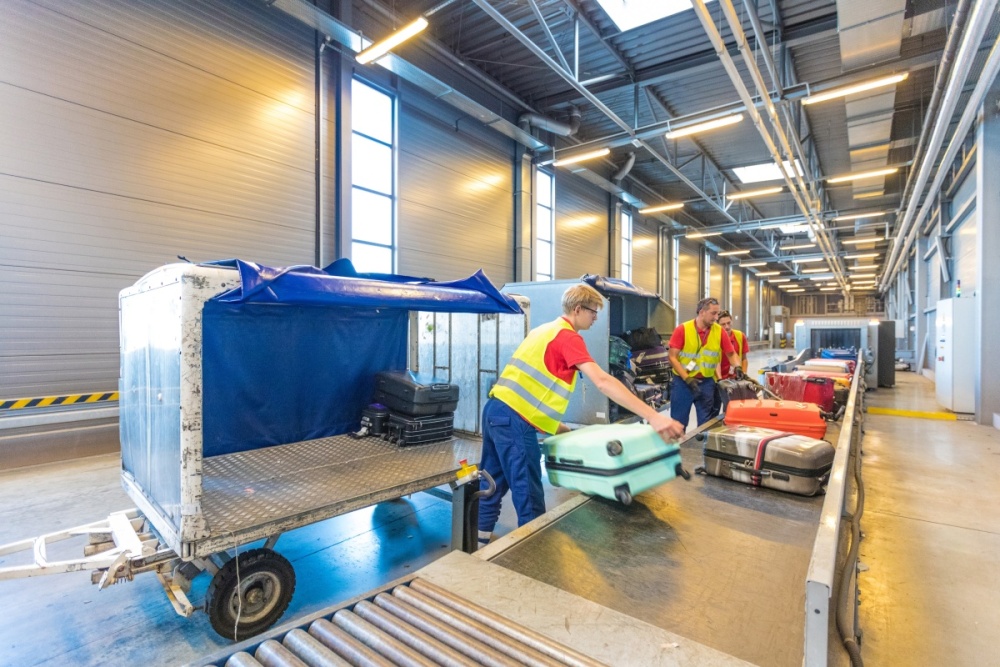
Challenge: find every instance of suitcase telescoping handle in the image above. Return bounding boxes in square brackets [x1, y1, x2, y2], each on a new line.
[431, 383, 452, 392]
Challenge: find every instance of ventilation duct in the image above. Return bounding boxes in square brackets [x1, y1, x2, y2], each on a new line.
[518, 105, 581, 136]
[611, 152, 636, 183]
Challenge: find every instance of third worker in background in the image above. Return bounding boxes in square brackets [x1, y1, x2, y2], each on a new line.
[712, 310, 751, 417]
[668, 297, 742, 429]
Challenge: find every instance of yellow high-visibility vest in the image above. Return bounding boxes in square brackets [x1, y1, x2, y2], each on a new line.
[677, 320, 723, 378]
[717, 329, 746, 379]
[490, 318, 578, 434]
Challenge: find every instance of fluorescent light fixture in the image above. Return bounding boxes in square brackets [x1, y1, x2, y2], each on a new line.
[810, 275, 833, 281]
[740, 261, 768, 267]
[842, 237, 882, 245]
[727, 186, 783, 200]
[801, 267, 830, 274]
[827, 167, 898, 184]
[552, 147, 611, 167]
[640, 202, 684, 214]
[594, 0, 697, 32]
[845, 252, 880, 260]
[802, 73, 909, 105]
[851, 269, 878, 274]
[733, 159, 804, 184]
[779, 224, 810, 234]
[833, 211, 889, 221]
[779, 243, 816, 251]
[791, 257, 825, 263]
[768, 278, 791, 283]
[686, 231, 723, 238]
[356, 17, 429, 64]
[786, 288, 806, 293]
[820, 287, 838, 291]
[666, 114, 743, 140]
[756, 271, 781, 276]
[718, 249, 751, 256]
[778, 284, 798, 289]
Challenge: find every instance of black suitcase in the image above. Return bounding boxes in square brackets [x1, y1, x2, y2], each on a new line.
[360, 404, 390, 435]
[717, 378, 760, 407]
[633, 346, 672, 382]
[385, 412, 454, 446]
[634, 383, 663, 407]
[373, 370, 459, 416]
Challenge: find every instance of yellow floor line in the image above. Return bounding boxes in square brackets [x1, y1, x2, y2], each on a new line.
[867, 406, 957, 421]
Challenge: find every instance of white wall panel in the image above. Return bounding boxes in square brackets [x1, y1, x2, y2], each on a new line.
[397, 93, 514, 283]
[0, 0, 319, 397]
[631, 215, 659, 294]
[554, 173, 608, 279]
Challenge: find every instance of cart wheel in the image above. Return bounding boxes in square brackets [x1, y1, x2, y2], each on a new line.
[205, 548, 295, 641]
[614, 485, 632, 505]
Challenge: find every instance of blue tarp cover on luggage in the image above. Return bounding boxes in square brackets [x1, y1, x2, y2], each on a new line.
[581, 273, 661, 300]
[201, 260, 521, 457]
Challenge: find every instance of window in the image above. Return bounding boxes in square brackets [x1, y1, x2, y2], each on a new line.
[621, 210, 633, 283]
[536, 170, 554, 281]
[352, 79, 395, 273]
[703, 249, 711, 298]
[672, 236, 680, 310]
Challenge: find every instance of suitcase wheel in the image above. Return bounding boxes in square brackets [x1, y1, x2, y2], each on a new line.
[606, 440, 624, 457]
[613, 484, 632, 505]
[675, 463, 691, 480]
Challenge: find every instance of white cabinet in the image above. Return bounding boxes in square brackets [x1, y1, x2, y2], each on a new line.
[935, 298, 975, 413]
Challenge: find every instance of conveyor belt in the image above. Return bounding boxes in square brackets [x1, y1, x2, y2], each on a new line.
[488, 422, 841, 667]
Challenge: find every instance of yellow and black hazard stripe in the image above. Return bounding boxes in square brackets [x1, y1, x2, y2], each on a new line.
[0, 392, 119, 411]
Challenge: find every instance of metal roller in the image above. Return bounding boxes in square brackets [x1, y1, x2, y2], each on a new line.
[255, 639, 309, 667]
[308, 618, 395, 667]
[373, 593, 521, 667]
[353, 600, 479, 667]
[391, 586, 565, 667]
[410, 578, 608, 667]
[282, 628, 352, 667]
[332, 609, 439, 667]
[225, 652, 264, 667]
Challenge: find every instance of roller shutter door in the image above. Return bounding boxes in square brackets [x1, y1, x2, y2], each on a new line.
[554, 173, 608, 279]
[677, 239, 701, 321]
[1, 0, 317, 398]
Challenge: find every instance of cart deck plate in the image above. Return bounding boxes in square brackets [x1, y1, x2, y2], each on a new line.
[185, 434, 480, 556]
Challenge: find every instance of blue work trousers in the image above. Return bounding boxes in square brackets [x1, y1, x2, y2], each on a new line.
[477, 398, 546, 532]
[670, 375, 718, 430]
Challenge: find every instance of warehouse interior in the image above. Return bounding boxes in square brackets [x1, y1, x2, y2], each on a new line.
[2, 0, 1000, 665]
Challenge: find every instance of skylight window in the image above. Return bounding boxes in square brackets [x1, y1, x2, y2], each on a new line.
[595, 0, 706, 32]
[733, 159, 804, 184]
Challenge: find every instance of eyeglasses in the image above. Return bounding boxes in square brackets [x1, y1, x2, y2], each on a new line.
[581, 305, 599, 317]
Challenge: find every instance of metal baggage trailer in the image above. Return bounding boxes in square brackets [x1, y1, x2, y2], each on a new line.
[0, 260, 522, 640]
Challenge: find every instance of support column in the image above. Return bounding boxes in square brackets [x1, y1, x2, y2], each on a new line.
[512, 147, 534, 282]
[974, 75, 1000, 426]
[334, 51, 353, 262]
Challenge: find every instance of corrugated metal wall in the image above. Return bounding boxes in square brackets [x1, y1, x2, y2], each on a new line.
[554, 173, 608, 279]
[709, 256, 725, 305]
[1, 0, 318, 397]
[747, 277, 759, 340]
[730, 268, 745, 329]
[397, 86, 515, 283]
[631, 214, 659, 294]
[677, 239, 701, 321]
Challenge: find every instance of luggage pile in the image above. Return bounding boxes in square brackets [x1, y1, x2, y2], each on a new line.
[609, 327, 671, 417]
[355, 370, 458, 446]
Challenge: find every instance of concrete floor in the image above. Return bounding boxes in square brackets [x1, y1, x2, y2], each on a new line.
[1, 361, 997, 666]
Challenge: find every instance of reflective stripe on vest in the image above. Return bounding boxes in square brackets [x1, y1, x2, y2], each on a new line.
[677, 320, 723, 378]
[489, 318, 578, 434]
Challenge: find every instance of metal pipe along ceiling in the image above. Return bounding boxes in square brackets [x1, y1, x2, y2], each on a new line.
[881, 21, 1000, 289]
[691, 0, 848, 291]
[881, 0, 1000, 288]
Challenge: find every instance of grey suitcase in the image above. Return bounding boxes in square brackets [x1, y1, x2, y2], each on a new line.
[696, 423, 835, 496]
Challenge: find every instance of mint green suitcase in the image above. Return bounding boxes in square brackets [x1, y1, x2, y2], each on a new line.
[542, 423, 689, 505]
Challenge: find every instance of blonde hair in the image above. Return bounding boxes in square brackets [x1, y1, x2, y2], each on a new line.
[562, 284, 604, 315]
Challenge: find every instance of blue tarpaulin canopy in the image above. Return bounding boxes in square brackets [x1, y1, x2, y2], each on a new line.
[201, 259, 520, 457]
[208, 259, 523, 314]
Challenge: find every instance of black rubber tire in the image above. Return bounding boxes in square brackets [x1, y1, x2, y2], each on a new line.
[614, 486, 633, 505]
[205, 548, 295, 641]
[606, 440, 624, 456]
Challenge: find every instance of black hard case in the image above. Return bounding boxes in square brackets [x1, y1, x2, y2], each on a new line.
[385, 412, 454, 446]
[373, 370, 460, 416]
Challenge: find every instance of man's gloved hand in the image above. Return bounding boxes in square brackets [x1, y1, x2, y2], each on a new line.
[684, 375, 700, 391]
[733, 367, 747, 381]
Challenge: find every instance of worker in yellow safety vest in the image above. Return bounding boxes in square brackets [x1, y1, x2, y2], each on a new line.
[479, 283, 684, 545]
[711, 310, 751, 417]
[667, 297, 742, 429]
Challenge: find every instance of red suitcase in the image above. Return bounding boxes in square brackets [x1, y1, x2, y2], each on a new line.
[765, 372, 836, 412]
[723, 398, 828, 440]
